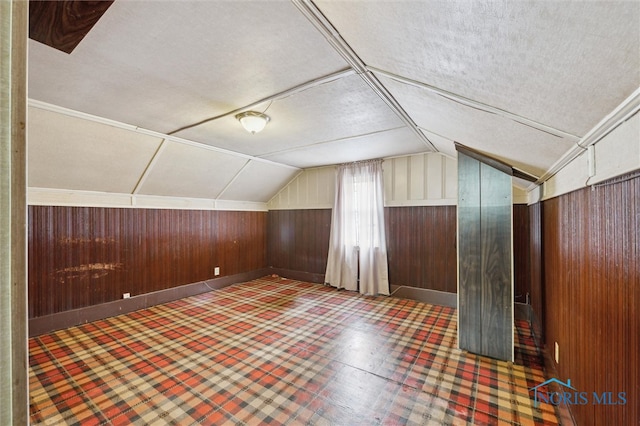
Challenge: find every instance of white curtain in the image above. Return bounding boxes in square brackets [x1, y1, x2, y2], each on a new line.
[325, 159, 389, 296]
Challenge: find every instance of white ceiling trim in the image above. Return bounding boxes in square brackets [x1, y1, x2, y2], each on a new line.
[532, 87, 640, 187]
[169, 68, 354, 135]
[291, 0, 437, 152]
[370, 66, 581, 143]
[28, 187, 269, 212]
[28, 99, 301, 172]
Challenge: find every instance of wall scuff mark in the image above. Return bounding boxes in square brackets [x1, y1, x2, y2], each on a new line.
[53, 263, 123, 283]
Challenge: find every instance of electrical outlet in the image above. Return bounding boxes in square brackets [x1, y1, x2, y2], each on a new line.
[214, 267, 220, 276]
[554, 342, 560, 364]
[123, 293, 131, 299]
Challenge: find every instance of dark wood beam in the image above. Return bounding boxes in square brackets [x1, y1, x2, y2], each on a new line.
[454, 142, 539, 183]
[29, 0, 114, 54]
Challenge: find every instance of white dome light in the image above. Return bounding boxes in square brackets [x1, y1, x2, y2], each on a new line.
[235, 111, 270, 134]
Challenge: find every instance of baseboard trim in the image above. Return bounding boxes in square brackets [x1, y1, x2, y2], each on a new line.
[28, 268, 270, 337]
[390, 286, 457, 308]
[268, 267, 325, 284]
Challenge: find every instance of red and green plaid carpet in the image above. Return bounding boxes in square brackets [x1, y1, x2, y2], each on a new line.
[29, 276, 559, 425]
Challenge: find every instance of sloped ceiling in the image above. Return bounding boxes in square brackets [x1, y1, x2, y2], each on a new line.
[27, 0, 640, 203]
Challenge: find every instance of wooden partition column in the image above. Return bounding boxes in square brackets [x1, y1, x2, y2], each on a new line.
[456, 146, 517, 362]
[1, 1, 28, 423]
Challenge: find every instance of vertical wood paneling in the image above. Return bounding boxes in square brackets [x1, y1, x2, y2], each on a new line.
[513, 204, 530, 303]
[528, 202, 543, 339]
[385, 206, 457, 292]
[28, 206, 267, 318]
[267, 209, 332, 275]
[268, 207, 458, 293]
[543, 172, 638, 426]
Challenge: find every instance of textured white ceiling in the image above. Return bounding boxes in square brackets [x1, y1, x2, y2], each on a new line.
[173, 73, 410, 160]
[263, 127, 428, 169]
[315, 0, 640, 136]
[219, 161, 300, 202]
[135, 142, 251, 199]
[27, 0, 640, 203]
[378, 74, 575, 176]
[28, 107, 163, 193]
[28, 0, 348, 134]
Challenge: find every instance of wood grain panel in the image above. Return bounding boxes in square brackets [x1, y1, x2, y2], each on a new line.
[385, 206, 457, 292]
[267, 209, 332, 275]
[268, 207, 457, 292]
[29, 0, 114, 53]
[458, 153, 513, 361]
[457, 153, 483, 354]
[513, 204, 530, 303]
[542, 172, 638, 426]
[28, 206, 267, 318]
[479, 163, 512, 360]
[528, 202, 543, 340]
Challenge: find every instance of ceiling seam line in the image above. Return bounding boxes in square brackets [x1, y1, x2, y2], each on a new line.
[369, 66, 582, 142]
[534, 89, 640, 186]
[166, 68, 354, 135]
[216, 159, 252, 200]
[131, 138, 168, 196]
[27, 99, 301, 171]
[257, 126, 407, 157]
[291, 0, 438, 152]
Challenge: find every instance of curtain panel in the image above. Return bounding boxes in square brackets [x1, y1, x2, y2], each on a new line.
[325, 159, 389, 295]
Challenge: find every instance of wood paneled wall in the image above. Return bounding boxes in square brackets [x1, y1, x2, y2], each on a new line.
[528, 202, 543, 339]
[385, 206, 457, 292]
[542, 173, 639, 425]
[267, 207, 457, 292]
[513, 204, 531, 303]
[31, 203, 532, 318]
[28, 206, 267, 318]
[267, 209, 332, 276]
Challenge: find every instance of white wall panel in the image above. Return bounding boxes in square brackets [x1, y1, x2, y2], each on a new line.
[136, 142, 248, 199]
[409, 155, 425, 200]
[28, 107, 163, 194]
[513, 187, 529, 204]
[426, 154, 443, 200]
[269, 153, 459, 209]
[219, 160, 299, 202]
[267, 166, 334, 209]
[391, 157, 409, 202]
[444, 157, 458, 199]
[542, 152, 588, 200]
[591, 112, 640, 185]
[539, 112, 640, 201]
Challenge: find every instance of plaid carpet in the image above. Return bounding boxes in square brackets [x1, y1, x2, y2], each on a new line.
[29, 276, 559, 425]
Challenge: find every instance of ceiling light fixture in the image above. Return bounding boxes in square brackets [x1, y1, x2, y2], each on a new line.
[235, 111, 270, 134]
